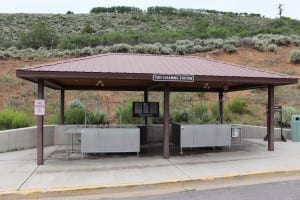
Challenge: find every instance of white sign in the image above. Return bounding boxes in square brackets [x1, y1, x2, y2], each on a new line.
[34, 99, 45, 115]
[153, 74, 194, 82]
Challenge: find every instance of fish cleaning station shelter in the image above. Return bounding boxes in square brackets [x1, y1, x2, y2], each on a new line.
[16, 53, 298, 165]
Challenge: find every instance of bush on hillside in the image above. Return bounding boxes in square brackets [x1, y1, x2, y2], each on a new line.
[0, 108, 30, 130]
[228, 98, 248, 114]
[267, 44, 277, 52]
[223, 44, 237, 53]
[290, 49, 300, 63]
[111, 43, 132, 53]
[81, 24, 96, 34]
[252, 38, 266, 51]
[18, 22, 59, 49]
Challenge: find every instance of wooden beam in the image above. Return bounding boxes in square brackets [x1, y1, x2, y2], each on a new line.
[267, 85, 275, 151]
[60, 89, 65, 125]
[37, 80, 44, 165]
[163, 84, 170, 159]
[44, 80, 63, 89]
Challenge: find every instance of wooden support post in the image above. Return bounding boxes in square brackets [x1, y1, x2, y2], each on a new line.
[144, 90, 148, 125]
[219, 90, 224, 124]
[163, 84, 170, 159]
[37, 80, 44, 165]
[60, 89, 65, 125]
[267, 85, 275, 151]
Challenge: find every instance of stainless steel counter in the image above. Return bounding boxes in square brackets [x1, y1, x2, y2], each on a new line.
[81, 127, 140, 155]
[172, 124, 232, 154]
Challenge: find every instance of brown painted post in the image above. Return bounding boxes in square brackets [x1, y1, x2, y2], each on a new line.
[37, 80, 44, 165]
[267, 85, 275, 151]
[163, 84, 170, 159]
[144, 90, 148, 125]
[60, 89, 65, 125]
[218, 90, 224, 124]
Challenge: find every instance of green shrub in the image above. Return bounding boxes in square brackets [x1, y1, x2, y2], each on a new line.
[88, 110, 106, 124]
[81, 24, 96, 34]
[209, 103, 232, 123]
[65, 99, 85, 124]
[228, 98, 248, 114]
[275, 106, 300, 128]
[276, 35, 291, 46]
[160, 46, 172, 54]
[293, 40, 300, 46]
[193, 104, 210, 122]
[290, 49, 300, 64]
[240, 37, 253, 47]
[79, 47, 94, 56]
[11, 111, 29, 128]
[133, 43, 161, 54]
[223, 44, 237, 53]
[210, 103, 219, 119]
[172, 109, 191, 123]
[225, 36, 240, 47]
[267, 44, 277, 52]
[0, 108, 30, 130]
[111, 43, 132, 53]
[252, 38, 266, 51]
[18, 22, 59, 49]
[116, 102, 141, 124]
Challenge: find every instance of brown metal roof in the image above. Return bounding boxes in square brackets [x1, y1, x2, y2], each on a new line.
[16, 53, 298, 92]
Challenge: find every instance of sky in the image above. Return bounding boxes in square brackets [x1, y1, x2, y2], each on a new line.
[0, 0, 299, 20]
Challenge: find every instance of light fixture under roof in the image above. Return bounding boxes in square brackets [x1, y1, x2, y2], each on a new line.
[96, 80, 104, 87]
[203, 82, 210, 89]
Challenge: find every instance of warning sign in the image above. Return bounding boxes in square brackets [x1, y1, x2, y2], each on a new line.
[34, 99, 45, 115]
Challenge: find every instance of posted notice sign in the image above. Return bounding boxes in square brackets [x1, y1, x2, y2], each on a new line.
[153, 74, 194, 82]
[34, 99, 45, 115]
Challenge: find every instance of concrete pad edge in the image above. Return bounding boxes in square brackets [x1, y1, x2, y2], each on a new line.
[1, 168, 300, 200]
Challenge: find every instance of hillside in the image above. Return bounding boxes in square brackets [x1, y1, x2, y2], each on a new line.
[1, 11, 300, 52]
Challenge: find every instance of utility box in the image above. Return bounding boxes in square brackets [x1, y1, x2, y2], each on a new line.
[291, 115, 300, 142]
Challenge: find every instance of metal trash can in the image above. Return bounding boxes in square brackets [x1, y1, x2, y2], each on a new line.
[231, 126, 242, 147]
[291, 115, 300, 142]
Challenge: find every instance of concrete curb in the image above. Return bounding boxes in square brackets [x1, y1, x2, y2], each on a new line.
[1, 168, 300, 199]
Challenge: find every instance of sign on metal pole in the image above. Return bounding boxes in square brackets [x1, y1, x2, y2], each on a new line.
[34, 99, 45, 115]
[153, 74, 194, 82]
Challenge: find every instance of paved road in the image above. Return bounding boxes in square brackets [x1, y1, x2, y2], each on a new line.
[106, 179, 300, 200]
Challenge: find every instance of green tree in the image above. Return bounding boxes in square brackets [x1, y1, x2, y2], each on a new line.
[18, 22, 59, 49]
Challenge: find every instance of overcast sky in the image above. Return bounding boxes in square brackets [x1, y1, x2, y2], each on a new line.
[0, 0, 299, 19]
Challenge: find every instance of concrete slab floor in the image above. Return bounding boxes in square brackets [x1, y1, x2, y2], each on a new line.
[0, 139, 300, 193]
